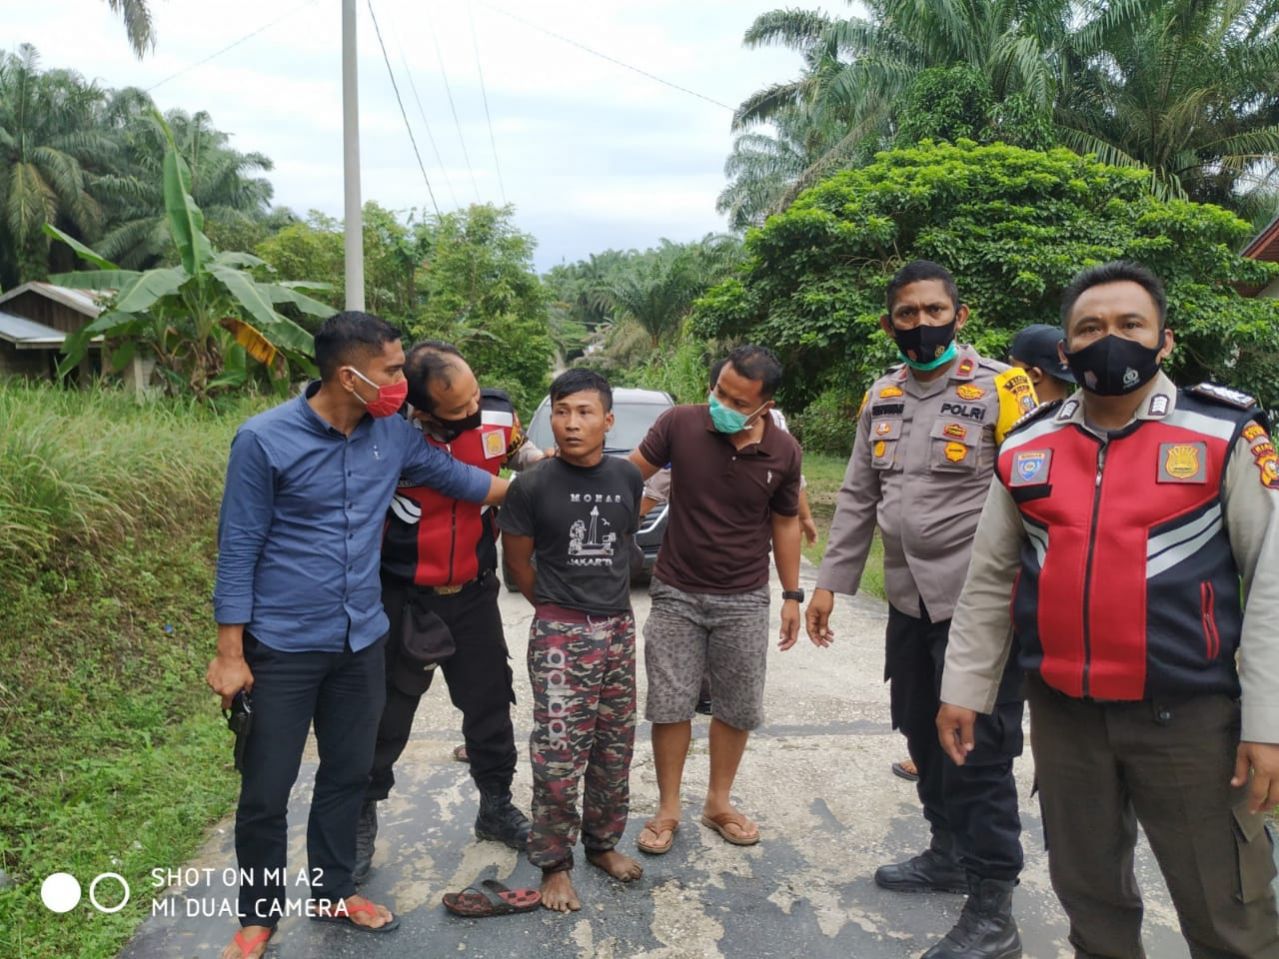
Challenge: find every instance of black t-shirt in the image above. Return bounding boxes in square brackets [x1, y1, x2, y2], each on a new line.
[497, 455, 643, 614]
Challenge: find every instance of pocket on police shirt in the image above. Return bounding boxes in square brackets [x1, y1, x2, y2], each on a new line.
[928, 419, 979, 473]
[869, 418, 902, 471]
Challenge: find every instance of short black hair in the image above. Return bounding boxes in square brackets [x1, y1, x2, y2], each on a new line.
[314, 311, 403, 381]
[404, 340, 464, 413]
[1060, 260, 1167, 329]
[725, 344, 783, 398]
[885, 260, 960, 313]
[708, 358, 726, 387]
[550, 368, 613, 412]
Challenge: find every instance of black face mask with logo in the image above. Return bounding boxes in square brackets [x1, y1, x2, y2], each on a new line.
[431, 409, 483, 441]
[1064, 334, 1162, 396]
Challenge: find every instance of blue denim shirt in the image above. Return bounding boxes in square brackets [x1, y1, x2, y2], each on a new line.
[213, 383, 492, 652]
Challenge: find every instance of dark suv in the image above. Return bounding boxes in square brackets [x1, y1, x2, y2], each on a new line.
[504, 387, 674, 584]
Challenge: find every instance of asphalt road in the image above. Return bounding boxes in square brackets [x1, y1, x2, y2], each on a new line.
[122, 564, 1200, 959]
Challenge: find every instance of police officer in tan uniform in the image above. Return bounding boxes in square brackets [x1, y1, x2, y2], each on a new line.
[940, 261, 1279, 959]
[806, 260, 1036, 959]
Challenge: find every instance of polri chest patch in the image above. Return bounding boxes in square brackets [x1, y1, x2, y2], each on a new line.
[1010, 449, 1052, 487]
[1157, 442, 1207, 483]
[482, 428, 507, 459]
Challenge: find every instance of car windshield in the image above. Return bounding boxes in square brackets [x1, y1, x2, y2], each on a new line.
[526, 398, 668, 452]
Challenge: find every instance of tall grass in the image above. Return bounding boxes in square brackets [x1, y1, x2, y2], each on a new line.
[0, 384, 260, 587]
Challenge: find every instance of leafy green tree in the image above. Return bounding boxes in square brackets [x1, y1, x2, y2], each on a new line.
[693, 140, 1279, 451]
[0, 46, 113, 287]
[48, 117, 329, 400]
[410, 204, 553, 414]
[94, 107, 275, 269]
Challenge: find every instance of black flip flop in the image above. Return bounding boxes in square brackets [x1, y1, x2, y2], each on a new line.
[310, 899, 401, 933]
[442, 879, 542, 917]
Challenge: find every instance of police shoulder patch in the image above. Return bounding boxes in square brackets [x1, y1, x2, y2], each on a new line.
[1186, 382, 1258, 410]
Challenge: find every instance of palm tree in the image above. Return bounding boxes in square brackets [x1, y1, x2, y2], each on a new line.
[94, 107, 275, 269]
[0, 46, 115, 287]
[600, 245, 701, 348]
[1059, 0, 1279, 213]
[729, 0, 1071, 203]
[106, 0, 155, 58]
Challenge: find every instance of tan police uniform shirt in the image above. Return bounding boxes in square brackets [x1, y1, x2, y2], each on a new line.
[942, 373, 1279, 743]
[817, 344, 1036, 621]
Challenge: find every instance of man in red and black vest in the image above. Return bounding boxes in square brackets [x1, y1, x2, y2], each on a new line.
[940, 262, 1279, 958]
[355, 341, 542, 883]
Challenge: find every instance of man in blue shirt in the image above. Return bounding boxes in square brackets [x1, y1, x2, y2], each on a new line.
[207, 312, 505, 959]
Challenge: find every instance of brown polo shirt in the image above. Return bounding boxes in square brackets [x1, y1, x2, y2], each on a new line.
[638, 404, 801, 594]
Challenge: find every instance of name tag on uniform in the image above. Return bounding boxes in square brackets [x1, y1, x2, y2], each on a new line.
[1010, 449, 1052, 486]
[1157, 442, 1206, 483]
[482, 428, 506, 459]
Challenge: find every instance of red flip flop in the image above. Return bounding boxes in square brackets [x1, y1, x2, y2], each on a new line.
[310, 898, 400, 933]
[231, 928, 271, 958]
[442, 879, 541, 917]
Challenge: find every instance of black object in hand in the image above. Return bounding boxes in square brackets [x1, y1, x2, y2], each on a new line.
[223, 691, 253, 773]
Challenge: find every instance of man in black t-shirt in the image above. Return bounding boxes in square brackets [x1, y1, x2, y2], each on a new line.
[498, 369, 645, 913]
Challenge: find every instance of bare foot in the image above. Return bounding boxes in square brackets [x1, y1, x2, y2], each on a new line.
[219, 925, 271, 959]
[315, 895, 395, 928]
[540, 870, 581, 912]
[702, 804, 759, 843]
[587, 849, 644, 881]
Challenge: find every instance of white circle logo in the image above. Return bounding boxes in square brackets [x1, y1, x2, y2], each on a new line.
[89, 873, 130, 913]
[41, 873, 82, 913]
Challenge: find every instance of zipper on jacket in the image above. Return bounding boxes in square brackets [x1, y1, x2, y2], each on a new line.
[1080, 440, 1107, 698]
[446, 442, 458, 585]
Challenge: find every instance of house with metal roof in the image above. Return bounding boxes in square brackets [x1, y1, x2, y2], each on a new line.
[0, 281, 104, 380]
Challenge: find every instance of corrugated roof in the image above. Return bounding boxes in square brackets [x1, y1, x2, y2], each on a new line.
[0, 310, 102, 349]
[0, 281, 106, 317]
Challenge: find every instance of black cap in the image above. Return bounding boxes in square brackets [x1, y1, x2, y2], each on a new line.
[1010, 324, 1075, 383]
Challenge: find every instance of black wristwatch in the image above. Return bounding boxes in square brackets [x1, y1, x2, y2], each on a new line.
[782, 589, 805, 603]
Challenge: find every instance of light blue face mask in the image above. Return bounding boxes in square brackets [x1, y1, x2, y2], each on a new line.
[708, 393, 767, 434]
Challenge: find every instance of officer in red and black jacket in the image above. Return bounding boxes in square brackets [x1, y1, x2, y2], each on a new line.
[941, 262, 1279, 958]
[355, 341, 544, 882]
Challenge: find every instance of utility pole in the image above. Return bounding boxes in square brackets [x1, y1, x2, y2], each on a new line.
[342, 0, 365, 310]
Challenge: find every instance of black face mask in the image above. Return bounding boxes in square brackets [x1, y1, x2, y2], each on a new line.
[431, 408, 482, 440]
[892, 318, 957, 368]
[1064, 334, 1162, 396]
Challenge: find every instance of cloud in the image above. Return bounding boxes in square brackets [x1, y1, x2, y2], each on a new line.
[14, 0, 845, 269]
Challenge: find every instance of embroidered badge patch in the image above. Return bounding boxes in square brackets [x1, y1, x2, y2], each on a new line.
[957, 358, 975, 377]
[1157, 442, 1206, 483]
[876, 420, 894, 436]
[1243, 422, 1266, 443]
[1057, 399, 1079, 420]
[1249, 429, 1279, 488]
[1148, 394, 1170, 417]
[944, 441, 968, 463]
[943, 423, 968, 440]
[873, 440, 888, 459]
[482, 429, 507, 459]
[956, 384, 985, 401]
[1011, 449, 1052, 486]
[879, 386, 904, 399]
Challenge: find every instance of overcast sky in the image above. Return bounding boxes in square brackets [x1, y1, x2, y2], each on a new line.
[15, 0, 848, 270]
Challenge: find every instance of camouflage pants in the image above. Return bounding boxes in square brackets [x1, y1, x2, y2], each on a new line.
[526, 605, 637, 873]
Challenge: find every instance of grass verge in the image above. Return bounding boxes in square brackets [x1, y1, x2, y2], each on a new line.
[801, 452, 885, 600]
[0, 384, 253, 959]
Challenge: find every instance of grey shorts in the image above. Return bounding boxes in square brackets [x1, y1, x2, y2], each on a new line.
[643, 578, 770, 730]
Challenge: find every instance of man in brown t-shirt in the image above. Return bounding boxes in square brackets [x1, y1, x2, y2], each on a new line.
[627, 345, 806, 854]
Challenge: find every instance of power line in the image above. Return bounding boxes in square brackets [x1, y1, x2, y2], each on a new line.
[477, 1, 734, 112]
[145, 0, 317, 92]
[429, 15, 482, 203]
[396, 37, 460, 209]
[468, 2, 507, 204]
[367, 0, 441, 216]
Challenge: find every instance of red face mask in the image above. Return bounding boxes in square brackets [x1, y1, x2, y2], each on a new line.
[346, 367, 408, 418]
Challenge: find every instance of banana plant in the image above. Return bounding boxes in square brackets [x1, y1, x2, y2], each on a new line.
[45, 114, 331, 399]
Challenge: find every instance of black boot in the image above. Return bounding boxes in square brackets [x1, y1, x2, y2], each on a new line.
[353, 799, 378, 885]
[920, 876, 1021, 959]
[875, 834, 966, 894]
[474, 784, 530, 850]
